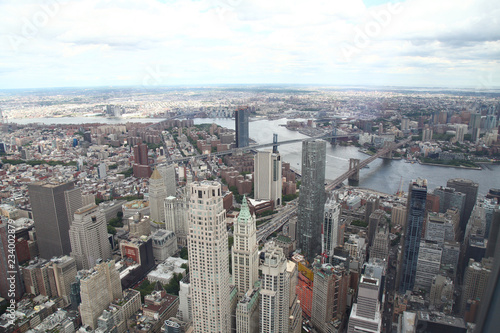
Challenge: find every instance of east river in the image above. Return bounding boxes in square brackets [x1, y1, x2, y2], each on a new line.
[10, 116, 500, 196]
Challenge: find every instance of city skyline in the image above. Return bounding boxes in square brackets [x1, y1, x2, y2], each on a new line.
[0, 0, 499, 89]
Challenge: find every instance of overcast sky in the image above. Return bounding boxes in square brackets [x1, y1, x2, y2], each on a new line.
[1, 0, 499, 90]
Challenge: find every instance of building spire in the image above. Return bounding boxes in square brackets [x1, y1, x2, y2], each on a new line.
[150, 167, 162, 180]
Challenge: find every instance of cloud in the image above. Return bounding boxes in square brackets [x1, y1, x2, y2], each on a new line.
[0, 0, 498, 88]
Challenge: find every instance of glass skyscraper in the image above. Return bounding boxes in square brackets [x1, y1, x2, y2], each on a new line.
[297, 139, 326, 263]
[399, 178, 428, 293]
[235, 108, 249, 148]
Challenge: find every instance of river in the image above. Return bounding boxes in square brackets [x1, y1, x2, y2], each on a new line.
[11, 116, 499, 195]
[194, 117, 500, 196]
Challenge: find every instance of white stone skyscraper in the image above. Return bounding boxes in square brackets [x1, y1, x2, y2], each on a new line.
[79, 259, 122, 330]
[323, 197, 342, 263]
[254, 150, 282, 207]
[165, 194, 189, 247]
[149, 167, 167, 223]
[187, 181, 231, 333]
[347, 275, 382, 333]
[157, 164, 177, 197]
[232, 196, 259, 298]
[69, 204, 112, 270]
[260, 242, 290, 333]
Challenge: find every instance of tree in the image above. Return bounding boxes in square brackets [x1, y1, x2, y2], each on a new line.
[180, 247, 188, 260]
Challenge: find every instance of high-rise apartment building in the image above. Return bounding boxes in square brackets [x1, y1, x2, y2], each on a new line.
[460, 258, 493, 316]
[311, 260, 349, 333]
[469, 113, 482, 143]
[187, 181, 231, 333]
[79, 260, 122, 330]
[22, 258, 54, 297]
[323, 198, 342, 262]
[69, 204, 112, 270]
[297, 140, 326, 262]
[165, 194, 189, 247]
[133, 143, 148, 165]
[149, 168, 167, 223]
[133, 143, 151, 178]
[260, 243, 290, 333]
[254, 150, 282, 207]
[429, 275, 454, 311]
[21, 255, 77, 305]
[422, 127, 433, 141]
[235, 108, 249, 148]
[232, 196, 259, 298]
[446, 178, 479, 234]
[399, 178, 427, 293]
[48, 255, 77, 305]
[391, 205, 407, 228]
[28, 181, 84, 259]
[347, 275, 382, 333]
[454, 124, 468, 143]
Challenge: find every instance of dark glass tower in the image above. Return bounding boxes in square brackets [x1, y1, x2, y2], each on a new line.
[235, 108, 249, 148]
[28, 181, 82, 259]
[297, 140, 326, 263]
[399, 178, 427, 293]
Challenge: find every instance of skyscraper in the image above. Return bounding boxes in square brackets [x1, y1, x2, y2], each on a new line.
[364, 196, 380, 224]
[235, 107, 249, 148]
[446, 178, 479, 235]
[311, 259, 349, 333]
[133, 143, 151, 178]
[232, 196, 259, 298]
[149, 168, 167, 223]
[260, 242, 289, 333]
[399, 178, 427, 293]
[79, 260, 122, 330]
[28, 181, 83, 259]
[133, 143, 148, 165]
[414, 240, 443, 291]
[187, 181, 231, 333]
[323, 197, 342, 262]
[69, 204, 112, 270]
[254, 150, 282, 207]
[434, 186, 466, 216]
[165, 194, 189, 247]
[48, 256, 77, 305]
[347, 275, 382, 333]
[157, 164, 177, 197]
[297, 140, 326, 262]
[460, 257, 493, 316]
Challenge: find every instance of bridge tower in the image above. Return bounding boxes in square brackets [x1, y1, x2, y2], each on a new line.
[348, 158, 360, 184]
[273, 133, 278, 153]
[382, 141, 393, 159]
[331, 120, 337, 145]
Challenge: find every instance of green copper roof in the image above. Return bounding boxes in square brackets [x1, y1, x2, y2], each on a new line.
[238, 195, 252, 222]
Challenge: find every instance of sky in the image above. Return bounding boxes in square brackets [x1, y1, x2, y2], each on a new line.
[0, 0, 499, 90]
